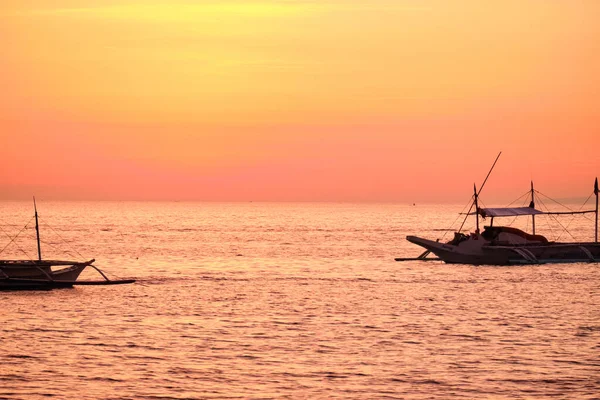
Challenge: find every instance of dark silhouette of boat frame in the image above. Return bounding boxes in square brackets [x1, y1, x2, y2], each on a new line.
[1, 200, 135, 290]
[398, 153, 600, 265]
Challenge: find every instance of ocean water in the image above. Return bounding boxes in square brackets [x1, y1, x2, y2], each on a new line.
[1, 202, 599, 399]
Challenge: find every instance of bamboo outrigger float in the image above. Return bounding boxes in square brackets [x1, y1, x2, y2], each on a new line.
[398, 153, 600, 265]
[0, 199, 135, 290]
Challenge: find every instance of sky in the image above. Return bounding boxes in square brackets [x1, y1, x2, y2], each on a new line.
[1, 0, 599, 202]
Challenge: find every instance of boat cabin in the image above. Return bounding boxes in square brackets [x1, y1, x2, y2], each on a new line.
[481, 226, 549, 245]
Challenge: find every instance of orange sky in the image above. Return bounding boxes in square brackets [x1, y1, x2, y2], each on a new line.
[1, 0, 599, 201]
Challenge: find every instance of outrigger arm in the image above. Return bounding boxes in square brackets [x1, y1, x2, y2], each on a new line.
[395, 247, 441, 262]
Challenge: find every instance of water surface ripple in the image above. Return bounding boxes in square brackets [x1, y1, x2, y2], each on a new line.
[1, 202, 599, 399]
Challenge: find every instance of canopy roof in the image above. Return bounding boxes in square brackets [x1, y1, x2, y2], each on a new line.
[478, 207, 544, 217]
[473, 207, 597, 217]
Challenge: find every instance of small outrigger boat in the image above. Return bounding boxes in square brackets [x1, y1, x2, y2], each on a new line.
[1, 199, 135, 290]
[400, 154, 600, 265]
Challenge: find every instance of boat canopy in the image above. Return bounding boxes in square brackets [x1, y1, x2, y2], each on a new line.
[470, 207, 596, 218]
[477, 207, 544, 217]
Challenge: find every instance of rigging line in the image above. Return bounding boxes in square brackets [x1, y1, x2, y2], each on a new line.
[458, 151, 502, 233]
[506, 194, 530, 228]
[39, 217, 87, 261]
[475, 199, 488, 225]
[544, 217, 557, 241]
[478, 151, 503, 197]
[581, 214, 595, 223]
[536, 194, 557, 240]
[0, 240, 35, 260]
[0, 216, 35, 246]
[457, 195, 476, 233]
[38, 222, 71, 255]
[0, 226, 18, 245]
[579, 191, 594, 209]
[555, 191, 595, 241]
[577, 192, 596, 223]
[537, 189, 595, 240]
[38, 238, 78, 259]
[440, 196, 479, 239]
[534, 189, 574, 212]
[478, 198, 489, 218]
[505, 190, 532, 208]
[0, 217, 36, 258]
[538, 195, 575, 241]
[16, 246, 34, 261]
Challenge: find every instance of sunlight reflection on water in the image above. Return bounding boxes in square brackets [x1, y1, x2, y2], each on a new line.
[1, 202, 599, 399]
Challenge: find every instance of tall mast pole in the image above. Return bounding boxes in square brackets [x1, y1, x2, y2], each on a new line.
[33, 197, 42, 261]
[595, 178, 598, 243]
[457, 152, 502, 233]
[473, 183, 480, 234]
[531, 181, 536, 235]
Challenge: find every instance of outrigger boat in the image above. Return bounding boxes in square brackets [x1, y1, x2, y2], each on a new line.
[1, 199, 135, 290]
[399, 153, 600, 265]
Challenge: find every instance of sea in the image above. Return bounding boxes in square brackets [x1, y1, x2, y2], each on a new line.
[1, 202, 599, 399]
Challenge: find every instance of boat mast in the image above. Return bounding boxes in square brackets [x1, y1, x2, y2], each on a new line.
[473, 184, 480, 234]
[595, 177, 598, 243]
[530, 181, 536, 235]
[33, 197, 42, 261]
[457, 152, 502, 233]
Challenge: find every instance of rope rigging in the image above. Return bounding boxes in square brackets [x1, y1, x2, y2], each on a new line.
[449, 182, 596, 242]
[504, 190, 532, 208]
[0, 213, 90, 261]
[503, 191, 531, 229]
[536, 193, 574, 240]
[554, 191, 596, 241]
[457, 151, 503, 233]
[0, 202, 136, 287]
[39, 217, 88, 261]
[0, 216, 36, 259]
[445, 196, 477, 237]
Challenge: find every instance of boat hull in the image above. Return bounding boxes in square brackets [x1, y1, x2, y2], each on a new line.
[483, 243, 600, 264]
[0, 260, 92, 290]
[406, 235, 600, 265]
[406, 235, 508, 265]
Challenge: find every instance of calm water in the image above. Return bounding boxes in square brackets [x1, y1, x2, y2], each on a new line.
[1, 202, 599, 399]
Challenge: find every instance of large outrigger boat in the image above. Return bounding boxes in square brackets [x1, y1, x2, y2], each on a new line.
[400, 154, 600, 265]
[1, 199, 135, 290]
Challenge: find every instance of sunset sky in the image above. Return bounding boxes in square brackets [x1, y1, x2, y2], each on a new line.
[1, 0, 598, 202]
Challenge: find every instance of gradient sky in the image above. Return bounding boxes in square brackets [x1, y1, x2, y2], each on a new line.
[1, 0, 598, 202]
